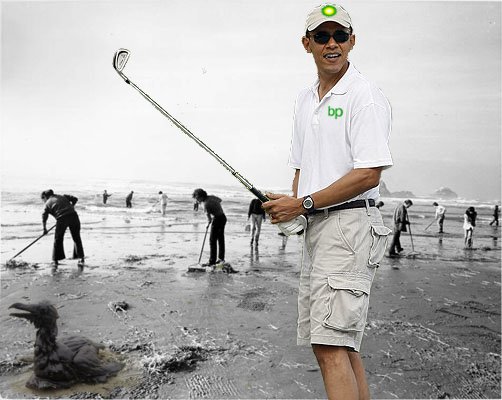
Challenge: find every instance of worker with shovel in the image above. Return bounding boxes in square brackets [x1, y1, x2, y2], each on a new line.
[41, 189, 85, 268]
[388, 199, 413, 257]
[192, 188, 227, 268]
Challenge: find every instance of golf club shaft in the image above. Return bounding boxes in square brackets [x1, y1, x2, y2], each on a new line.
[10, 225, 56, 260]
[119, 72, 268, 203]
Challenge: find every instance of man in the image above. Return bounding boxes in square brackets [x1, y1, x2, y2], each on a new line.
[158, 191, 169, 216]
[126, 191, 134, 208]
[102, 190, 112, 205]
[432, 201, 446, 233]
[489, 204, 499, 227]
[247, 198, 266, 247]
[388, 199, 413, 256]
[192, 188, 227, 266]
[262, 4, 393, 399]
[41, 189, 85, 268]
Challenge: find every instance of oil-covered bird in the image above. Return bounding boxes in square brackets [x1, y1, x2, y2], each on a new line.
[9, 300, 123, 389]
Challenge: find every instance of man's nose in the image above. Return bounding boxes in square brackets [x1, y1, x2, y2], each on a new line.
[326, 36, 338, 47]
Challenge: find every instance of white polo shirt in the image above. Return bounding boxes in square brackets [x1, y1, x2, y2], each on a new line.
[288, 63, 393, 205]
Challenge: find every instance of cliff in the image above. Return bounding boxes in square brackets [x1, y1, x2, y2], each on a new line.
[380, 181, 415, 198]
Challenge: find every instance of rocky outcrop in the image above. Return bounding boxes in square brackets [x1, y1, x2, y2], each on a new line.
[432, 187, 458, 199]
[391, 191, 416, 198]
[379, 181, 391, 197]
[380, 181, 415, 198]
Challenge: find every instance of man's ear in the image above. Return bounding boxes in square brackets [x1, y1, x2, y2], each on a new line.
[349, 34, 356, 51]
[302, 36, 311, 53]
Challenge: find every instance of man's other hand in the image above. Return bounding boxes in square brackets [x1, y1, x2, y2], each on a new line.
[277, 215, 307, 236]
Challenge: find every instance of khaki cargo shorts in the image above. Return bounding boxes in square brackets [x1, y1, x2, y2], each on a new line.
[297, 206, 391, 352]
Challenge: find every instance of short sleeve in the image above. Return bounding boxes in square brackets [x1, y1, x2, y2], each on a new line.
[350, 102, 393, 169]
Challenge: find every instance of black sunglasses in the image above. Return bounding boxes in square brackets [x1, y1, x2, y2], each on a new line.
[311, 30, 351, 45]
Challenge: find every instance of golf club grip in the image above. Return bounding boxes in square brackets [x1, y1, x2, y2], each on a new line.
[249, 187, 303, 235]
[250, 187, 269, 203]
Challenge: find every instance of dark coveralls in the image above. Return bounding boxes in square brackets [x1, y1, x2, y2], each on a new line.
[126, 192, 133, 208]
[489, 205, 499, 227]
[204, 195, 227, 264]
[103, 192, 111, 204]
[388, 203, 409, 255]
[248, 198, 266, 245]
[43, 194, 85, 262]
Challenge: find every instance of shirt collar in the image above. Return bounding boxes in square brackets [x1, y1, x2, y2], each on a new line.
[309, 62, 356, 97]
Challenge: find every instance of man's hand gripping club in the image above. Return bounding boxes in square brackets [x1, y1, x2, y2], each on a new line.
[262, 193, 307, 236]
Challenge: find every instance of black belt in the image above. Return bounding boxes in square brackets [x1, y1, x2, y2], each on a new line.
[310, 199, 375, 215]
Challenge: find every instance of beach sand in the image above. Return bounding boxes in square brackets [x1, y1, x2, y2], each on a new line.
[0, 201, 500, 399]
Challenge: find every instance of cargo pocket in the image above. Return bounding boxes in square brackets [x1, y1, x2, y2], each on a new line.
[322, 274, 371, 332]
[368, 224, 392, 267]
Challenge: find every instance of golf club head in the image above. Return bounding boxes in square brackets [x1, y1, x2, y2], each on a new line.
[113, 48, 130, 72]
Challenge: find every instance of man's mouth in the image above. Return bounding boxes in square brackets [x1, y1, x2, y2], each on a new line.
[324, 53, 341, 60]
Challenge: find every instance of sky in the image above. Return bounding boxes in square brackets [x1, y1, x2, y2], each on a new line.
[1, 0, 501, 201]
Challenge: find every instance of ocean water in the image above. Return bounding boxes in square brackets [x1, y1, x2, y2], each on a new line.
[0, 180, 283, 264]
[1, 179, 500, 266]
[1, 181, 257, 234]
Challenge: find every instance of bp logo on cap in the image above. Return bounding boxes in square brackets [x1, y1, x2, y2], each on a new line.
[322, 5, 337, 16]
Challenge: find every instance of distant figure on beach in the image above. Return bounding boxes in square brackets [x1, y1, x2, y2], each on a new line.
[376, 201, 384, 209]
[126, 191, 134, 208]
[261, 4, 393, 399]
[463, 206, 477, 248]
[192, 188, 227, 266]
[102, 190, 112, 205]
[41, 189, 85, 268]
[432, 202, 446, 233]
[388, 199, 413, 257]
[248, 198, 266, 247]
[158, 191, 169, 216]
[489, 205, 499, 227]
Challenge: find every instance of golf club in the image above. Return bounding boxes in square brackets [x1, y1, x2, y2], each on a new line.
[112, 48, 306, 235]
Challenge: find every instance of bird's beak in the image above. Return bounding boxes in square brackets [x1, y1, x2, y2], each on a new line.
[9, 302, 36, 321]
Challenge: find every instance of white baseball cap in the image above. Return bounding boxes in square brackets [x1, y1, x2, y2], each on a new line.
[305, 4, 352, 32]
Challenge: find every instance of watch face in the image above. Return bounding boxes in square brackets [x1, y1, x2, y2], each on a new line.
[303, 197, 314, 209]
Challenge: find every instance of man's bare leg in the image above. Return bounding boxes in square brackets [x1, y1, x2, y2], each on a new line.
[348, 351, 370, 400]
[312, 344, 359, 400]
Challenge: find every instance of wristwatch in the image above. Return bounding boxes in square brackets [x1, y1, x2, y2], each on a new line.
[302, 195, 315, 214]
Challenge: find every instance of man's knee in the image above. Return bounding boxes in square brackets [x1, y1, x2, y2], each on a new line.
[312, 344, 351, 366]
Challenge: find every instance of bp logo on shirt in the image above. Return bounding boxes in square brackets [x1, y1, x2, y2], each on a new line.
[328, 105, 344, 119]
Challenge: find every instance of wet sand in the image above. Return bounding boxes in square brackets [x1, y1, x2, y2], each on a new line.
[0, 216, 500, 399]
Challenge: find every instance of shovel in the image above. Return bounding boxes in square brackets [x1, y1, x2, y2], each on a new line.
[8, 225, 56, 261]
[424, 219, 435, 231]
[407, 218, 419, 258]
[187, 221, 211, 272]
